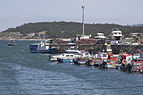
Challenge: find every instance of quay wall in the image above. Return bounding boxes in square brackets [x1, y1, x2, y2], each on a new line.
[51, 44, 143, 54]
[78, 45, 143, 54]
[111, 45, 143, 54]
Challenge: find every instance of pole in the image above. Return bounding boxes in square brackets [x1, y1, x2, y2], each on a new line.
[82, 6, 85, 36]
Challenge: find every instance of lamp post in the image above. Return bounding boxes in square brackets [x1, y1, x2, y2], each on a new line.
[82, 6, 85, 36]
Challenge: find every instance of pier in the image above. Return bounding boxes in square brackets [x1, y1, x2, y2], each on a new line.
[50, 43, 143, 54]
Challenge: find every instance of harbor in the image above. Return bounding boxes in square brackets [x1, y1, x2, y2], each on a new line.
[0, 40, 143, 95]
[0, 0, 143, 94]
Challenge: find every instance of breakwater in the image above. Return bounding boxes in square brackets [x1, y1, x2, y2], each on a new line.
[51, 44, 143, 54]
[111, 45, 143, 54]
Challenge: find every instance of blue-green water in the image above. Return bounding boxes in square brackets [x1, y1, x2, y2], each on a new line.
[0, 40, 143, 95]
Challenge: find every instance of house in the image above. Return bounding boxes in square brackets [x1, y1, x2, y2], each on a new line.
[37, 31, 47, 39]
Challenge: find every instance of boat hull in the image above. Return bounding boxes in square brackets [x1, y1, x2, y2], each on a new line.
[30, 47, 57, 54]
[59, 59, 74, 63]
[105, 63, 121, 69]
[8, 44, 16, 46]
[74, 60, 87, 65]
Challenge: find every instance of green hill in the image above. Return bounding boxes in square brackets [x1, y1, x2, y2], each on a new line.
[1, 21, 143, 38]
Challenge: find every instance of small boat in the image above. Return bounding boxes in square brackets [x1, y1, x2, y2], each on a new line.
[119, 53, 133, 71]
[133, 53, 141, 60]
[50, 47, 82, 62]
[105, 62, 121, 69]
[100, 53, 121, 69]
[87, 58, 103, 66]
[74, 51, 91, 65]
[8, 40, 16, 46]
[132, 58, 143, 72]
[86, 52, 108, 67]
[30, 40, 58, 54]
[74, 57, 89, 65]
[86, 58, 96, 66]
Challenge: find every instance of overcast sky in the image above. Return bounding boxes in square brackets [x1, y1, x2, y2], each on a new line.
[0, 0, 143, 31]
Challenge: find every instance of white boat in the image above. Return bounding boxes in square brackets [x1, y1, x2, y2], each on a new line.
[57, 53, 81, 63]
[94, 33, 106, 39]
[50, 53, 80, 62]
[85, 52, 108, 66]
[95, 52, 108, 61]
[111, 28, 122, 40]
[50, 48, 91, 63]
[133, 53, 141, 59]
[73, 51, 91, 65]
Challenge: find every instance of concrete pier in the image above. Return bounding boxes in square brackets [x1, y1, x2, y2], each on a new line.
[50, 44, 143, 54]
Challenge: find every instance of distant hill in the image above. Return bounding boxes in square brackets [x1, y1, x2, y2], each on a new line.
[134, 24, 143, 26]
[1, 21, 143, 39]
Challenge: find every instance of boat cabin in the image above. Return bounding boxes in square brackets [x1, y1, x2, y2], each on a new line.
[95, 33, 106, 39]
[111, 28, 122, 40]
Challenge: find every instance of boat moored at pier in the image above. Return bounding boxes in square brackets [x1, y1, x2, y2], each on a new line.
[30, 41, 58, 54]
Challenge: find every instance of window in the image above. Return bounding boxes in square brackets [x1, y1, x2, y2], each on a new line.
[66, 55, 69, 57]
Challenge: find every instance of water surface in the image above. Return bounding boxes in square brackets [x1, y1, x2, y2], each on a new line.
[0, 40, 143, 95]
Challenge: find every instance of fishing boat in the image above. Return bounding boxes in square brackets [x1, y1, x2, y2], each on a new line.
[57, 53, 81, 63]
[87, 58, 103, 66]
[50, 47, 81, 62]
[100, 53, 121, 69]
[58, 50, 90, 63]
[86, 52, 108, 66]
[30, 40, 57, 53]
[133, 53, 141, 59]
[132, 58, 143, 72]
[74, 57, 89, 65]
[74, 51, 91, 65]
[50, 49, 91, 64]
[8, 40, 16, 46]
[119, 53, 133, 71]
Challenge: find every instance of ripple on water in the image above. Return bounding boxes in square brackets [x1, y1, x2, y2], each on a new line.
[0, 62, 117, 95]
[0, 41, 143, 95]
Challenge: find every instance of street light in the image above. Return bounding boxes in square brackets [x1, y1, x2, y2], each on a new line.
[82, 6, 85, 36]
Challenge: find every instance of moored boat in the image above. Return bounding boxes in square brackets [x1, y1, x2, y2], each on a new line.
[30, 40, 58, 54]
[119, 53, 133, 71]
[8, 40, 16, 46]
[74, 57, 89, 65]
[132, 58, 143, 72]
[100, 53, 121, 69]
[74, 51, 91, 65]
[57, 53, 80, 63]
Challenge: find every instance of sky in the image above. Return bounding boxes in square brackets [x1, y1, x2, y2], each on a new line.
[0, 0, 143, 31]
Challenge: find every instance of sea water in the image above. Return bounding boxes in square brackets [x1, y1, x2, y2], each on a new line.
[0, 40, 143, 95]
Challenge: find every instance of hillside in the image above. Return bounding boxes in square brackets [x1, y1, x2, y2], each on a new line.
[1, 21, 143, 39]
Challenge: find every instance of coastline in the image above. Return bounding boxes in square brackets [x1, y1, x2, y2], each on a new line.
[0, 38, 51, 41]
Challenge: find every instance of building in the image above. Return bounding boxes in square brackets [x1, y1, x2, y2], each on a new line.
[131, 33, 143, 39]
[26, 33, 35, 37]
[37, 31, 47, 39]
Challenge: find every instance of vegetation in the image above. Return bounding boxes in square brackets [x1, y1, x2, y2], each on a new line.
[1, 21, 143, 38]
